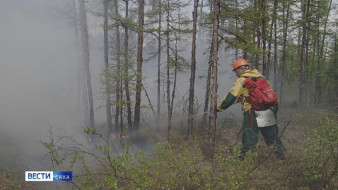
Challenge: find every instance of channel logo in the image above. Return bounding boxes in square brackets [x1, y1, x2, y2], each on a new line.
[25, 171, 72, 182]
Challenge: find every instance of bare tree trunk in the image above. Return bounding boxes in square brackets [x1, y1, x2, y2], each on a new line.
[103, 0, 113, 132]
[76, 0, 88, 126]
[335, 35, 338, 98]
[305, 0, 312, 108]
[299, 0, 309, 105]
[202, 3, 214, 133]
[202, 47, 212, 133]
[72, 0, 81, 114]
[134, 0, 145, 130]
[273, 0, 277, 91]
[79, 0, 94, 128]
[243, 17, 248, 58]
[254, 0, 260, 69]
[279, 1, 290, 107]
[314, 0, 332, 107]
[187, 0, 199, 138]
[314, 7, 321, 107]
[113, 0, 121, 132]
[261, 0, 267, 77]
[209, 0, 220, 158]
[268, 0, 277, 83]
[123, 0, 132, 129]
[157, 0, 162, 128]
[168, 35, 179, 140]
[73, 0, 88, 128]
[166, 0, 171, 129]
[235, 0, 239, 58]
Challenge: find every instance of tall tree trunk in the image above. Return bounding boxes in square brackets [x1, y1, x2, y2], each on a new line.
[261, 0, 267, 77]
[305, 0, 312, 107]
[202, 0, 214, 133]
[168, 34, 179, 140]
[273, 0, 277, 91]
[134, 0, 145, 130]
[103, 0, 113, 131]
[79, 0, 94, 128]
[202, 1, 215, 135]
[77, 0, 88, 127]
[157, 0, 162, 128]
[335, 35, 338, 98]
[299, 0, 309, 105]
[279, 1, 290, 107]
[314, 0, 332, 107]
[254, 0, 260, 69]
[73, 0, 87, 127]
[235, 0, 239, 59]
[113, 0, 121, 132]
[314, 5, 321, 107]
[188, 0, 199, 138]
[72, 0, 81, 115]
[268, 0, 277, 84]
[166, 0, 171, 129]
[209, 0, 220, 158]
[123, 0, 132, 129]
[197, 0, 204, 46]
[202, 45, 213, 133]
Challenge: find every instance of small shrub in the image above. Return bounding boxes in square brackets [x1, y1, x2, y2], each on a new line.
[301, 116, 338, 189]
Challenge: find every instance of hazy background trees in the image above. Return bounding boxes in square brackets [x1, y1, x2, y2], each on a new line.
[98, 0, 337, 139]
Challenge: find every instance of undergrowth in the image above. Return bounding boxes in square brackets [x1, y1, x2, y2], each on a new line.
[39, 114, 337, 189]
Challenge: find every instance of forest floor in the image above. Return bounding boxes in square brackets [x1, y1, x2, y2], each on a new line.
[1, 106, 337, 189]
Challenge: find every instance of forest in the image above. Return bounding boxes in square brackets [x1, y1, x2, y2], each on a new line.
[0, 0, 337, 189]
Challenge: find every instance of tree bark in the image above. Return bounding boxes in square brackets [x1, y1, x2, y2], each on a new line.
[113, 0, 121, 132]
[123, 0, 132, 129]
[335, 35, 338, 98]
[72, 0, 81, 117]
[166, 0, 171, 130]
[134, 0, 145, 130]
[267, 0, 277, 85]
[103, 0, 112, 131]
[79, 0, 94, 128]
[273, 0, 277, 91]
[254, 0, 260, 69]
[299, 0, 309, 104]
[188, 0, 199, 138]
[209, 0, 220, 158]
[202, 46, 212, 133]
[261, 0, 267, 77]
[157, 0, 162, 128]
[168, 34, 179, 140]
[314, 0, 332, 107]
[279, 1, 290, 107]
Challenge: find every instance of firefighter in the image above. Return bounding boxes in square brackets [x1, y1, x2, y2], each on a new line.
[217, 58, 285, 160]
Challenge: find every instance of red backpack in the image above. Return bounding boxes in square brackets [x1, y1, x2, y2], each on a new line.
[244, 77, 278, 111]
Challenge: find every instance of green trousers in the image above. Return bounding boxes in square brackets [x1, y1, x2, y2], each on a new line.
[241, 110, 284, 155]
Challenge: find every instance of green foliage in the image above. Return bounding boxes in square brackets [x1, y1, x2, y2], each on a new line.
[41, 136, 66, 167]
[214, 146, 256, 190]
[41, 130, 259, 189]
[0, 170, 21, 190]
[41, 115, 338, 189]
[83, 126, 103, 138]
[301, 115, 338, 189]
